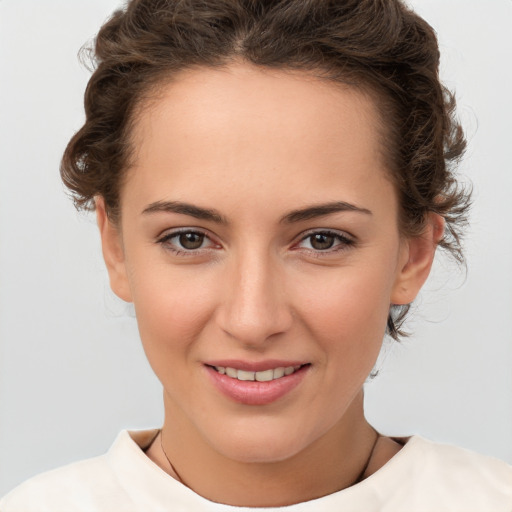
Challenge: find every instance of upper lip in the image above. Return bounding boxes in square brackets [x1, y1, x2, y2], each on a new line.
[204, 359, 309, 372]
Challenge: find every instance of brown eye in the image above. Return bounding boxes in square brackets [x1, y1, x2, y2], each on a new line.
[179, 232, 205, 250]
[309, 233, 335, 250]
[296, 230, 355, 254]
[157, 230, 215, 254]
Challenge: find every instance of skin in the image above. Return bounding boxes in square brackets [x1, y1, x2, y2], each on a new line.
[97, 62, 443, 507]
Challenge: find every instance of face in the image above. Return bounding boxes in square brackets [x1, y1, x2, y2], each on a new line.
[99, 63, 436, 464]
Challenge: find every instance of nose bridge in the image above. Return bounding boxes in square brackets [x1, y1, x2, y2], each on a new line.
[218, 244, 291, 345]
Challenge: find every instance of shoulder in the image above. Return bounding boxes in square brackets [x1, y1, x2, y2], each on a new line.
[0, 430, 160, 512]
[0, 454, 130, 512]
[410, 436, 512, 483]
[374, 435, 512, 511]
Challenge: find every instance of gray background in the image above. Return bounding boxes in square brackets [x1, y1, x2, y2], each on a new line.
[1, 0, 511, 496]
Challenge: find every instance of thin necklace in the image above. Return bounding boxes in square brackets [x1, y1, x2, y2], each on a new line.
[160, 430, 186, 486]
[159, 428, 380, 489]
[353, 429, 380, 484]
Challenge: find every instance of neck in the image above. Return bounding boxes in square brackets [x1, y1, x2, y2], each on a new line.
[149, 390, 379, 507]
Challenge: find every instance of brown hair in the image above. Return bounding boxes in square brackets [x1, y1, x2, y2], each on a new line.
[61, 0, 470, 339]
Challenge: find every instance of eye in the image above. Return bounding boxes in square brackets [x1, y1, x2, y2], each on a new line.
[296, 230, 355, 253]
[157, 229, 217, 255]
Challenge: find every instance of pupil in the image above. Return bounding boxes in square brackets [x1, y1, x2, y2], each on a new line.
[180, 232, 204, 250]
[311, 234, 334, 250]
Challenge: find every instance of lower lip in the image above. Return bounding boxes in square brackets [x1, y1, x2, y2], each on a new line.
[205, 365, 310, 406]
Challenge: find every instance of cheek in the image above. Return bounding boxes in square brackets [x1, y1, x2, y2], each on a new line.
[292, 261, 395, 355]
[126, 260, 217, 363]
[283, 262, 397, 435]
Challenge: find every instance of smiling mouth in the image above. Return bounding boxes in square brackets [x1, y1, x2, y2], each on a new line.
[208, 364, 309, 382]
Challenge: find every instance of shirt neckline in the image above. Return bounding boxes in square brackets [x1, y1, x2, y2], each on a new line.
[107, 428, 419, 510]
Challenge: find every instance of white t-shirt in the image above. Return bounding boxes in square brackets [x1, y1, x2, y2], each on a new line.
[1, 429, 511, 512]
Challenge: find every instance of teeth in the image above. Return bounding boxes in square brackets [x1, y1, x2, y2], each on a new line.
[213, 365, 303, 381]
[226, 367, 238, 378]
[255, 369, 274, 382]
[237, 370, 255, 381]
[273, 367, 285, 379]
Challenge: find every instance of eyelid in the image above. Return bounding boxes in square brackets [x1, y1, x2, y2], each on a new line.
[293, 228, 356, 253]
[156, 227, 220, 254]
[156, 226, 210, 240]
[297, 227, 355, 241]
[155, 227, 356, 258]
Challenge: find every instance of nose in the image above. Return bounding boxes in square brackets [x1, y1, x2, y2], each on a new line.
[215, 248, 293, 347]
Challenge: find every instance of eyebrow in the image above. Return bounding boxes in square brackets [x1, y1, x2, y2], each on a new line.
[142, 201, 228, 224]
[141, 200, 372, 224]
[280, 201, 372, 223]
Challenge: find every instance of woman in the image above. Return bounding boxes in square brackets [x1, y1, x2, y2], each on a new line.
[1, 0, 511, 510]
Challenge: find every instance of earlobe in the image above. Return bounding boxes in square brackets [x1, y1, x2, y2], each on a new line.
[95, 197, 133, 303]
[391, 214, 445, 305]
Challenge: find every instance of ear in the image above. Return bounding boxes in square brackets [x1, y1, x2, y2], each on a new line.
[391, 213, 445, 305]
[95, 197, 133, 303]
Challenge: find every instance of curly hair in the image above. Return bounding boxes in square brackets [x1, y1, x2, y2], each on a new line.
[61, 0, 470, 340]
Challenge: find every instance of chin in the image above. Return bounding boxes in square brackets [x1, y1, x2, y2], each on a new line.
[202, 418, 320, 464]
[217, 438, 305, 464]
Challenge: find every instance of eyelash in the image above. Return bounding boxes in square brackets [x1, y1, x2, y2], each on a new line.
[295, 230, 356, 256]
[156, 228, 217, 257]
[156, 229, 356, 257]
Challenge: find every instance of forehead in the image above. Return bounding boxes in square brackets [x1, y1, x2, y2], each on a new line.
[132, 63, 383, 160]
[124, 62, 394, 219]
